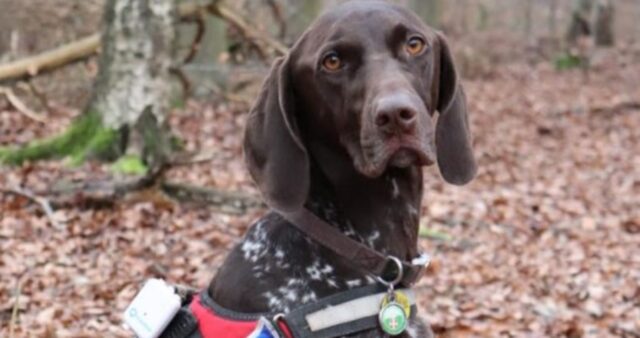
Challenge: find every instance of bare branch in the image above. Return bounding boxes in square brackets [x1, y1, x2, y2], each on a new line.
[21, 81, 53, 113]
[266, 0, 288, 39]
[208, 2, 287, 56]
[180, 12, 207, 64]
[169, 150, 219, 166]
[161, 181, 264, 214]
[0, 87, 46, 122]
[1, 185, 63, 228]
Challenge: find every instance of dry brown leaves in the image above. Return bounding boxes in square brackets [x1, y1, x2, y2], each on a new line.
[1, 54, 639, 337]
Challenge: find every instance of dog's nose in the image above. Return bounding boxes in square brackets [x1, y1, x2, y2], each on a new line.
[374, 94, 418, 135]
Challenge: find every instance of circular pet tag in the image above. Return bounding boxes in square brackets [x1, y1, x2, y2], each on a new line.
[381, 291, 411, 318]
[378, 301, 408, 336]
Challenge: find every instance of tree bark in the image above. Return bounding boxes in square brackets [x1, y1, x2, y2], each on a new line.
[90, 0, 175, 128]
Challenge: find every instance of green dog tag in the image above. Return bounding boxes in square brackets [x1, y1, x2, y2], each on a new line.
[378, 301, 408, 335]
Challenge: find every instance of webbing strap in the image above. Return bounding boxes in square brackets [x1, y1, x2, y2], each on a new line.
[282, 208, 427, 286]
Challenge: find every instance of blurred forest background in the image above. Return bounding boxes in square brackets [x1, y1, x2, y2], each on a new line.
[0, 0, 639, 337]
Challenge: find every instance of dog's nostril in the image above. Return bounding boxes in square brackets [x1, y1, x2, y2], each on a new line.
[376, 113, 391, 127]
[399, 109, 416, 121]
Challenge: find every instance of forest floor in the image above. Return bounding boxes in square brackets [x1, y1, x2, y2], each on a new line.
[1, 56, 640, 337]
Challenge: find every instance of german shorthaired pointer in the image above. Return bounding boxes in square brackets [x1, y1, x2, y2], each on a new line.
[207, 1, 476, 337]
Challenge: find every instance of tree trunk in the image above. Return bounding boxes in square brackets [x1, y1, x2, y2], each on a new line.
[567, 0, 593, 45]
[91, 0, 175, 128]
[1, 0, 176, 167]
[592, 0, 614, 46]
[88, 0, 176, 168]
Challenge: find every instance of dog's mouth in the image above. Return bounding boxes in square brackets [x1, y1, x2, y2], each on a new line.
[355, 138, 435, 177]
[389, 147, 432, 168]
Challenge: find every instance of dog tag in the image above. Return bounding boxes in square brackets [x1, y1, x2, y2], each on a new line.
[380, 291, 411, 318]
[379, 292, 408, 336]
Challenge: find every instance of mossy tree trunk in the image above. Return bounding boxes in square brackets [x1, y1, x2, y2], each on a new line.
[1, 0, 176, 169]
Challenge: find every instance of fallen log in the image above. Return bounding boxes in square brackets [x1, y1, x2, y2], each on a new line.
[0, 1, 284, 83]
[0, 35, 99, 82]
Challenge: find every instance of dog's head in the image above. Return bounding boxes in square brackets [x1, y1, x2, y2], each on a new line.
[244, 1, 476, 212]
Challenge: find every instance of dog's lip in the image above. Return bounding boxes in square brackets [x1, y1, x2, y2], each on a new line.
[358, 139, 434, 177]
[390, 147, 434, 167]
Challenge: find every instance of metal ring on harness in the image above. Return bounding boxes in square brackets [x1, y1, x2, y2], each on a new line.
[376, 256, 404, 287]
[273, 313, 285, 322]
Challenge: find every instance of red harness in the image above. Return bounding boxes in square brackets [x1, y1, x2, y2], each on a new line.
[189, 295, 293, 338]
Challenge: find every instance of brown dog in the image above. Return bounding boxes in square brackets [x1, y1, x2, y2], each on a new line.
[209, 1, 475, 337]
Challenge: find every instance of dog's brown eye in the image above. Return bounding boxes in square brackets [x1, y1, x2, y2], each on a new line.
[406, 37, 425, 55]
[322, 52, 342, 71]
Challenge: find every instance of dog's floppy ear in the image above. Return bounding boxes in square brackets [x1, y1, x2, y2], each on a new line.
[244, 56, 309, 212]
[434, 33, 477, 185]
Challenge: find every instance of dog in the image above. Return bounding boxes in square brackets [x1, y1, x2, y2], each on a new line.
[206, 1, 476, 337]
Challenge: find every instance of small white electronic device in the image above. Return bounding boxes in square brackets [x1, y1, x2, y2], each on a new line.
[123, 278, 182, 338]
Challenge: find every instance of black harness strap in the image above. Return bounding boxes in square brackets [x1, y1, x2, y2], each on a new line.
[159, 308, 200, 338]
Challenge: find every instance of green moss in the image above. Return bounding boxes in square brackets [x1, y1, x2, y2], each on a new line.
[0, 111, 122, 166]
[110, 155, 148, 175]
[554, 53, 583, 70]
[67, 126, 120, 166]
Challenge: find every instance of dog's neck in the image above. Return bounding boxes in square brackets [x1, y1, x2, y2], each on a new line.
[305, 141, 423, 261]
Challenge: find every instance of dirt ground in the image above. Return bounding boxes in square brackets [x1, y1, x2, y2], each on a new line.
[1, 52, 639, 337]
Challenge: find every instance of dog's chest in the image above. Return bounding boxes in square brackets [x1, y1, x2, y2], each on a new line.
[237, 212, 376, 313]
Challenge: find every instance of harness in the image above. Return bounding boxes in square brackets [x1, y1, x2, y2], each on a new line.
[159, 209, 430, 338]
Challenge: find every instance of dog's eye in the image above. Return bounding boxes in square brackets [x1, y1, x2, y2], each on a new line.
[322, 52, 342, 71]
[406, 37, 425, 56]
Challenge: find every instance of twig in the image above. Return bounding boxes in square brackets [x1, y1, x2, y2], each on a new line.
[180, 12, 207, 64]
[266, 0, 287, 39]
[1, 186, 63, 228]
[208, 2, 287, 56]
[170, 67, 193, 99]
[589, 100, 640, 114]
[169, 150, 219, 166]
[161, 181, 264, 214]
[22, 81, 52, 113]
[0, 86, 46, 122]
[8, 278, 22, 338]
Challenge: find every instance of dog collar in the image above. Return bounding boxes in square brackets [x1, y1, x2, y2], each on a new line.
[281, 208, 430, 287]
